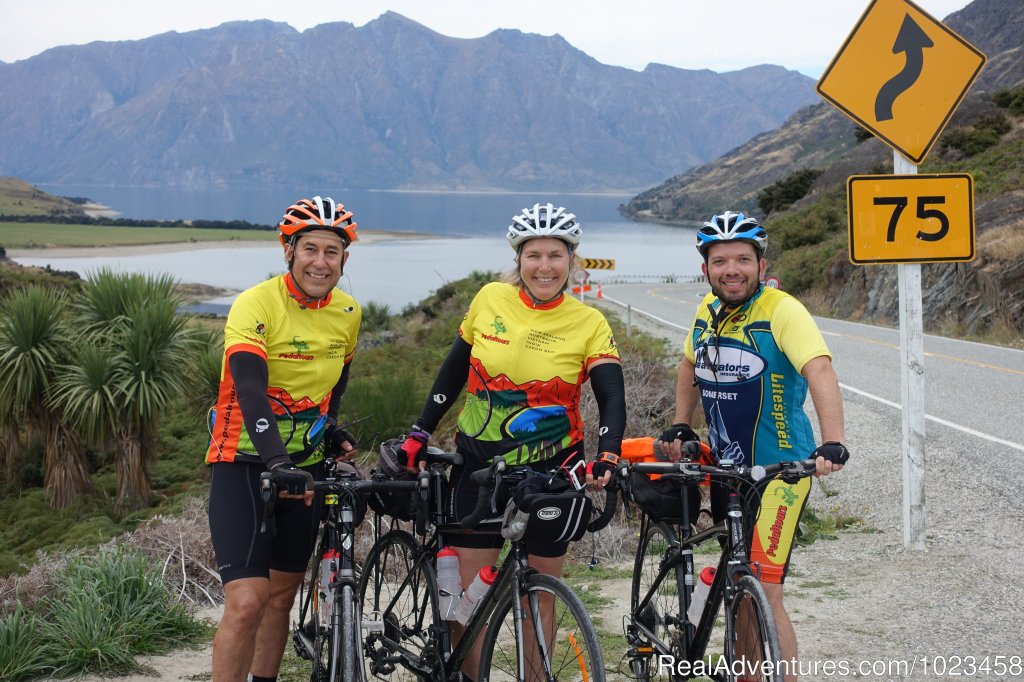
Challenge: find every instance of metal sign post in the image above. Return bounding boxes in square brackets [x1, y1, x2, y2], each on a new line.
[895, 152, 926, 551]
[818, 0, 985, 551]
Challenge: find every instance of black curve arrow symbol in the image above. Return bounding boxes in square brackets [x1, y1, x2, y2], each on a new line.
[874, 14, 933, 122]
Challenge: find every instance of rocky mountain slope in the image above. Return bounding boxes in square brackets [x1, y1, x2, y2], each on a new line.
[621, 0, 1024, 338]
[0, 13, 817, 193]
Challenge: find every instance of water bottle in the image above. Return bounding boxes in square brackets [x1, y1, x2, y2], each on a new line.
[320, 548, 339, 619]
[436, 547, 462, 621]
[453, 565, 498, 625]
[687, 566, 716, 625]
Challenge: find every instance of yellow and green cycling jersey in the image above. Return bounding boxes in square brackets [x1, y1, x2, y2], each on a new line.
[455, 282, 620, 465]
[205, 273, 360, 466]
[683, 285, 830, 467]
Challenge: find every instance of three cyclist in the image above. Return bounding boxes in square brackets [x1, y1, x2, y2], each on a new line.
[205, 197, 362, 682]
[397, 203, 626, 681]
[660, 211, 849, 680]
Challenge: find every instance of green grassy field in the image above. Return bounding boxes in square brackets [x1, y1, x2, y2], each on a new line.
[0, 222, 276, 249]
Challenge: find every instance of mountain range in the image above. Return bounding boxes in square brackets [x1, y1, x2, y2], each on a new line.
[0, 13, 817, 193]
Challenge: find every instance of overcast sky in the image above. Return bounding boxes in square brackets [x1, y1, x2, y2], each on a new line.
[0, 0, 974, 76]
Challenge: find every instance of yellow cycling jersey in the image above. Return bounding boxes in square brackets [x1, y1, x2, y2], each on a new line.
[205, 273, 360, 466]
[683, 285, 829, 466]
[455, 282, 620, 464]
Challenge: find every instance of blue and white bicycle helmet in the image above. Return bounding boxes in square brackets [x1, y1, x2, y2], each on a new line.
[507, 203, 583, 251]
[696, 211, 767, 257]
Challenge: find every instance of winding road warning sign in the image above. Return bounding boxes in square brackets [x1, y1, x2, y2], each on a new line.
[816, 0, 985, 164]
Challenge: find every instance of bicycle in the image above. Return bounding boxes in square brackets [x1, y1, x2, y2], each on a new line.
[358, 444, 620, 681]
[621, 442, 816, 682]
[259, 458, 427, 682]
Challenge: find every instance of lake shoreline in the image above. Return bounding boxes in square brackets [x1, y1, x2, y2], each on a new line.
[6, 229, 437, 258]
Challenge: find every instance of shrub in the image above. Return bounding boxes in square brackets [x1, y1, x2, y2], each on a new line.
[757, 168, 823, 215]
[993, 83, 1024, 115]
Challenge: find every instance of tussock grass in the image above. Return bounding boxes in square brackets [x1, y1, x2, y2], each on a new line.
[0, 547, 206, 680]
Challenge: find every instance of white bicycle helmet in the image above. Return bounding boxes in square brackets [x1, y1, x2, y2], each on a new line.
[696, 211, 767, 257]
[506, 203, 582, 251]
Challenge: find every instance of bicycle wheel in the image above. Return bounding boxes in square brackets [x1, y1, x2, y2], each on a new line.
[479, 573, 605, 682]
[721, 575, 782, 682]
[358, 530, 441, 680]
[629, 521, 685, 680]
[294, 551, 337, 682]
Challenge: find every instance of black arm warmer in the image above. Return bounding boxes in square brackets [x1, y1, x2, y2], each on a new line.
[415, 336, 472, 434]
[327, 363, 352, 420]
[590, 362, 626, 456]
[228, 351, 290, 470]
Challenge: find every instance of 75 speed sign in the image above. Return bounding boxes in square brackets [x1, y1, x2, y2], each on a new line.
[847, 173, 975, 264]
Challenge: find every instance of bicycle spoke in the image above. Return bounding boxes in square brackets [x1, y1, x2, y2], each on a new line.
[481, 574, 604, 682]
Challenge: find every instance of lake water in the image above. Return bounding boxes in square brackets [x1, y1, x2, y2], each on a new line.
[20, 186, 703, 311]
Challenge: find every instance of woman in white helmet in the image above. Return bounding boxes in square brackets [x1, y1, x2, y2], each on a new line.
[397, 202, 626, 681]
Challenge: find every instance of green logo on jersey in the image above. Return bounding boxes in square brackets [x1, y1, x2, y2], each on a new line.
[490, 316, 507, 335]
[776, 486, 797, 506]
[290, 336, 310, 352]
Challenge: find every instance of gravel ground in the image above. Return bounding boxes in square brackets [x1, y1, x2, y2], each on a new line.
[613, 311, 1024, 681]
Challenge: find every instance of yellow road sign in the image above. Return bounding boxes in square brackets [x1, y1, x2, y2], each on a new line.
[579, 258, 615, 270]
[847, 173, 974, 264]
[817, 0, 985, 164]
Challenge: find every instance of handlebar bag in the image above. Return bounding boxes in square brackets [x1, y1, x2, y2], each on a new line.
[513, 475, 593, 544]
[628, 469, 700, 524]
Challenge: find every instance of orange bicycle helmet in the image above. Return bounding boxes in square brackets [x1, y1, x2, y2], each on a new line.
[278, 196, 358, 247]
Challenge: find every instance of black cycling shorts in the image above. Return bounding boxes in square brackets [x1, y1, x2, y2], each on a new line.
[208, 460, 326, 584]
[444, 443, 584, 558]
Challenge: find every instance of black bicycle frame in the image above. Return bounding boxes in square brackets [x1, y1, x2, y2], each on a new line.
[632, 478, 756, 670]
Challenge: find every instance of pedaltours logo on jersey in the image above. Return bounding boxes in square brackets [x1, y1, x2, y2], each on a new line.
[694, 345, 766, 383]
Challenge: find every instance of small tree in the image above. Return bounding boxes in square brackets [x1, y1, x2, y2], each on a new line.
[57, 270, 196, 512]
[0, 286, 93, 508]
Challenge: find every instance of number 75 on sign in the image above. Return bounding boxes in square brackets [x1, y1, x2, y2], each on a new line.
[847, 173, 974, 264]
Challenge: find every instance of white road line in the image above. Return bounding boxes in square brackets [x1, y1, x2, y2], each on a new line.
[840, 383, 1024, 452]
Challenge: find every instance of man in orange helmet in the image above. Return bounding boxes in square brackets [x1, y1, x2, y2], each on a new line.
[206, 196, 362, 682]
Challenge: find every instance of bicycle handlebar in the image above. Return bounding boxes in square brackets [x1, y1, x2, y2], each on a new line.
[626, 457, 817, 484]
[460, 457, 620, 533]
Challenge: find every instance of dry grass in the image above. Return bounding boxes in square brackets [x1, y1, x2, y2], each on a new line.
[977, 219, 1024, 262]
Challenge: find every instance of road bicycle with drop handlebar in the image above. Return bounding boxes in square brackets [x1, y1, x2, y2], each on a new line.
[359, 447, 621, 681]
[259, 454, 429, 682]
[618, 439, 817, 682]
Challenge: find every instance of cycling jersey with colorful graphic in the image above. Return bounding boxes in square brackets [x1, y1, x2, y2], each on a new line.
[683, 285, 829, 467]
[455, 282, 619, 465]
[205, 273, 360, 466]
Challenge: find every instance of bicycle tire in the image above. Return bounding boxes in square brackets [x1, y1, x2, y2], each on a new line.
[358, 529, 441, 680]
[629, 521, 686, 681]
[301, 553, 338, 682]
[721, 575, 782, 682]
[479, 572, 606, 682]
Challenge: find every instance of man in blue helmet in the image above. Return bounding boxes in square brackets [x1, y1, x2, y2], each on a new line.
[661, 211, 849, 679]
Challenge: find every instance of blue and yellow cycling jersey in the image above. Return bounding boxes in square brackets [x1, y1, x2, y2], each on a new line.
[683, 285, 829, 467]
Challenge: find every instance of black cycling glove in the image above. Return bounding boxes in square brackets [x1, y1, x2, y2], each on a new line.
[586, 452, 620, 480]
[812, 441, 850, 465]
[271, 464, 314, 495]
[661, 422, 699, 446]
[324, 424, 358, 457]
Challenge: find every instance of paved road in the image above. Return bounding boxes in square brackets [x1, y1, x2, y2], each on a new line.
[596, 281, 1024, 452]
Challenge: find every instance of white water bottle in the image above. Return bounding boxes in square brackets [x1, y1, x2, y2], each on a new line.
[687, 566, 716, 625]
[320, 548, 339, 619]
[454, 565, 498, 625]
[436, 547, 462, 621]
